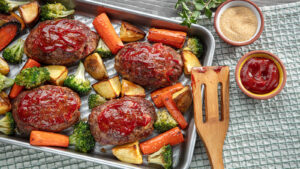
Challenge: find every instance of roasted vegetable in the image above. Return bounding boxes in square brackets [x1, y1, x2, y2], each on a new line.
[0, 14, 21, 51]
[84, 53, 108, 81]
[112, 141, 143, 164]
[15, 67, 50, 89]
[0, 92, 11, 115]
[182, 50, 202, 74]
[172, 86, 192, 113]
[0, 58, 10, 75]
[183, 37, 204, 58]
[92, 76, 121, 99]
[88, 94, 106, 109]
[44, 65, 68, 86]
[0, 0, 30, 13]
[120, 21, 146, 42]
[40, 3, 74, 21]
[2, 39, 24, 64]
[0, 73, 14, 91]
[121, 79, 145, 97]
[69, 121, 95, 153]
[18, 1, 40, 26]
[148, 145, 173, 169]
[154, 109, 177, 133]
[148, 28, 187, 49]
[30, 130, 69, 147]
[0, 112, 15, 135]
[64, 62, 91, 95]
[96, 38, 112, 58]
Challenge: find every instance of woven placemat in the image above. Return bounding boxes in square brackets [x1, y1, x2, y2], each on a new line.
[1, 1, 300, 169]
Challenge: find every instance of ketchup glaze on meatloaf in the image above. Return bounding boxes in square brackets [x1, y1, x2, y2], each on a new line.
[89, 96, 156, 145]
[115, 42, 183, 89]
[12, 85, 81, 135]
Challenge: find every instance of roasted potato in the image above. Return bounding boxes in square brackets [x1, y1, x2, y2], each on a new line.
[182, 50, 202, 74]
[0, 58, 9, 75]
[121, 79, 145, 97]
[172, 86, 192, 113]
[84, 53, 108, 81]
[93, 76, 121, 99]
[120, 21, 146, 42]
[44, 65, 68, 86]
[19, 1, 40, 26]
[112, 141, 143, 164]
[0, 92, 11, 115]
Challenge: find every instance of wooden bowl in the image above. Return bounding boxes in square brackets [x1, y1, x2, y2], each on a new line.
[214, 0, 264, 46]
[235, 50, 287, 100]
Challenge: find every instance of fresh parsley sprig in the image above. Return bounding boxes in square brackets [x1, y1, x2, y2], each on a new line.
[175, 0, 226, 27]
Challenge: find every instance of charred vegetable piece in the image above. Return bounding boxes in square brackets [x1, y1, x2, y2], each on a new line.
[84, 53, 108, 81]
[64, 62, 91, 95]
[0, 0, 30, 13]
[0, 58, 10, 75]
[0, 112, 15, 135]
[88, 94, 106, 109]
[96, 39, 112, 58]
[18, 1, 40, 26]
[148, 145, 173, 169]
[183, 37, 204, 58]
[40, 3, 74, 21]
[3, 39, 24, 64]
[0, 73, 14, 92]
[69, 121, 95, 153]
[120, 21, 146, 42]
[154, 109, 177, 133]
[0, 92, 11, 115]
[15, 67, 50, 89]
[172, 86, 192, 113]
[112, 141, 143, 164]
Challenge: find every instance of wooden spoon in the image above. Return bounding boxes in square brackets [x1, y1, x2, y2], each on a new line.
[191, 66, 230, 169]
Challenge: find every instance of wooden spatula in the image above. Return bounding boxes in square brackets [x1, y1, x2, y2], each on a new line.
[191, 66, 230, 169]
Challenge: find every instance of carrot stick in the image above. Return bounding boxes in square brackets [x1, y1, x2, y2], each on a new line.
[30, 131, 69, 147]
[93, 13, 124, 54]
[9, 59, 41, 99]
[140, 127, 184, 155]
[147, 28, 187, 49]
[0, 23, 19, 51]
[162, 93, 188, 129]
[151, 83, 184, 108]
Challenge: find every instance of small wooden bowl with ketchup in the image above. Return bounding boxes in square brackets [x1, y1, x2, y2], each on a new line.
[235, 50, 287, 100]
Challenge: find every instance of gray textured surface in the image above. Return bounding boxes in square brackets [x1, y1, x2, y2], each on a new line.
[1, 1, 300, 169]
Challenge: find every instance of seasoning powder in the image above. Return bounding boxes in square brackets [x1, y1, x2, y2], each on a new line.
[220, 6, 258, 42]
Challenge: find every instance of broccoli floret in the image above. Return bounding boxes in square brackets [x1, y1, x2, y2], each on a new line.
[0, 0, 30, 13]
[15, 67, 50, 89]
[40, 3, 75, 21]
[148, 145, 173, 169]
[154, 110, 178, 133]
[183, 37, 204, 58]
[0, 74, 14, 91]
[64, 62, 91, 95]
[96, 38, 112, 58]
[3, 39, 24, 64]
[69, 121, 95, 153]
[88, 94, 106, 109]
[0, 112, 15, 135]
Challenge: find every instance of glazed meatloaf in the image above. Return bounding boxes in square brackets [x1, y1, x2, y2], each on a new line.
[115, 42, 183, 89]
[24, 19, 99, 65]
[12, 85, 81, 135]
[89, 96, 156, 145]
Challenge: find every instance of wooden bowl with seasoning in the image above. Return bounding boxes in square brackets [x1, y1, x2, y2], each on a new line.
[235, 50, 287, 100]
[214, 0, 264, 46]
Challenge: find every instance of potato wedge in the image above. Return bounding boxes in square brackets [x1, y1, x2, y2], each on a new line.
[19, 1, 40, 26]
[182, 50, 202, 74]
[120, 21, 146, 42]
[0, 92, 11, 115]
[0, 57, 9, 75]
[84, 53, 108, 81]
[172, 86, 192, 113]
[45, 65, 68, 86]
[112, 141, 143, 164]
[121, 79, 145, 97]
[93, 76, 121, 99]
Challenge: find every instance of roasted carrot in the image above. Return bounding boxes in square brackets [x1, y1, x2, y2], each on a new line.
[9, 59, 41, 99]
[162, 93, 188, 129]
[30, 131, 69, 147]
[147, 28, 187, 49]
[151, 83, 184, 108]
[93, 13, 124, 54]
[140, 127, 184, 154]
[0, 23, 19, 51]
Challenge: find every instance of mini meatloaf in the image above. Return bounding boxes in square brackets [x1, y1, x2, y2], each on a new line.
[115, 42, 183, 89]
[12, 85, 81, 135]
[24, 19, 99, 65]
[89, 96, 156, 145]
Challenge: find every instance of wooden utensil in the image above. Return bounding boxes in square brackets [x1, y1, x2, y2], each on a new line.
[191, 66, 230, 169]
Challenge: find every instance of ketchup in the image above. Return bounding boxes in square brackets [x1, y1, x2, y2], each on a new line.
[240, 57, 279, 94]
[98, 100, 151, 136]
